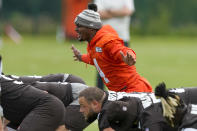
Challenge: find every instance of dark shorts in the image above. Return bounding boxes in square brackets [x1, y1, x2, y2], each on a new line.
[1, 80, 65, 131]
[32, 81, 73, 107]
[66, 74, 86, 84]
[18, 74, 65, 84]
[9, 73, 86, 84]
[64, 105, 90, 131]
[7, 94, 65, 131]
[170, 87, 197, 105]
[182, 87, 197, 104]
[18, 95, 65, 131]
[39, 73, 85, 84]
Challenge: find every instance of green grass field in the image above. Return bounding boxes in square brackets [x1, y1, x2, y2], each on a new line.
[0, 35, 197, 130]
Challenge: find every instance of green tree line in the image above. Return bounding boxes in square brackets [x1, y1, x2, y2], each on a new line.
[1, 0, 197, 35]
[134, 0, 197, 35]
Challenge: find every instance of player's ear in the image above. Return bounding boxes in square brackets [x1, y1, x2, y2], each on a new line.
[91, 100, 99, 106]
[91, 100, 100, 110]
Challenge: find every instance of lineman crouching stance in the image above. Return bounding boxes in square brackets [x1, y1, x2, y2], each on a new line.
[3, 73, 90, 131]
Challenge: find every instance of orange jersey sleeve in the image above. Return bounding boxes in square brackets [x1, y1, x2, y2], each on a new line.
[81, 54, 94, 65]
[104, 40, 136, 62]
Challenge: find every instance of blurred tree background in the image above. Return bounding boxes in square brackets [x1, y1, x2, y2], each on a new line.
[0, 0, 197, 35]
[1, 0, 61, 34]
[134, 0, 197, 36]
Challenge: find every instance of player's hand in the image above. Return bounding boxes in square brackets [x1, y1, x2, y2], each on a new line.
[120, 51, 136, 66]
[2, 117, 10, 131]
[71, 44, 82, 61]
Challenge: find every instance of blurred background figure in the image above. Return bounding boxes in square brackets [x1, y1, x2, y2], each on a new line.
[0, 0, 2, 47]
[0, 0, 2, 10]
[94, 0, 135, 47]
[4, 24, 22, 44]
[94, 0, 135, 90]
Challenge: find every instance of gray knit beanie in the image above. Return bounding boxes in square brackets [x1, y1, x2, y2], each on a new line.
[74, 3, 102, 30]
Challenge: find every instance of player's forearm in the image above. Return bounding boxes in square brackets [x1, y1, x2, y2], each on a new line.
[99, 9, 132, 19]
[81, 54, 94, 65]
[103, 127, 115, 131]
[109, 7, 133, 17]
[99, 7, 134, 20]
[0, 118, 3, 131]
[98, 10, 114, 19]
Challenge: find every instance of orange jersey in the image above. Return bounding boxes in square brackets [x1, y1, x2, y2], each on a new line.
[81, 25, 152, 93]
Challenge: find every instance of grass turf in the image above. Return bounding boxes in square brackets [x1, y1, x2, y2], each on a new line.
[0, 35, 197, 130]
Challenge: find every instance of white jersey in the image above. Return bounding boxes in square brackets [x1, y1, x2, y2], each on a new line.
[95, 0, 135, 42]
[108, 91, 161, 109]
[182, 129, 197, 131]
